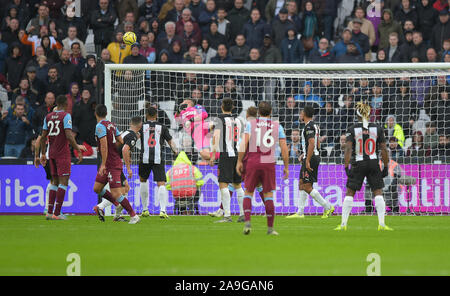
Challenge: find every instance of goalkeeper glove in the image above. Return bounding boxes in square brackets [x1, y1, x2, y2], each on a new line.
[382, 166, 389, 178]
[345, 167, 351, 177]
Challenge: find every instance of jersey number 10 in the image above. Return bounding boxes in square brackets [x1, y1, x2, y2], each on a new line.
[357, 137, 376, 156]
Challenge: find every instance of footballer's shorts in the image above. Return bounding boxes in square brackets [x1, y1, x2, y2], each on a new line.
[139, 162, 167, 182]
[244, 162, 276, 194]
[49, 158, 71, 177]
[300, 155, 320, 184]
[218, 155, 241, 184]
[43, 162, 51, 180]
[95, 168, 123, 188]
[346, 159, 384, 192]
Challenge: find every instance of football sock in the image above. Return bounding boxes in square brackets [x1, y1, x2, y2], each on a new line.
[341, 196, 354, 226]
[256, 186, 264, 201]
[374, 195, 386, 226]
[236, 187, 245, 216]
[98, 198, 112, 210]
[310, 189, 331, 211]
[48, 184, 58, 215]
[297, 190, 308, 215]
[100, 189, 119, 206]
[228, 184, 235, 198]
[220, 188, 231, 217]
[140, 181, 149, 211]
[243, 195, 252, 222]
[158, 185, 168, 212]
[45, 183, 51, 212]
[54, 184, 67, 216]
[264, 198, 275, 228]
[118, 195, 136, 217]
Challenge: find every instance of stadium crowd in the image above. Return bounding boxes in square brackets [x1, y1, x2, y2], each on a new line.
[0, 0, 449, 162]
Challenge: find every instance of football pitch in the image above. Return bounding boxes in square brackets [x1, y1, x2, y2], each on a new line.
[1, 215, 449, 276]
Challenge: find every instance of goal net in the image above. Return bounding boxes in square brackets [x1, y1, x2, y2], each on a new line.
[105, 63, 450, 216]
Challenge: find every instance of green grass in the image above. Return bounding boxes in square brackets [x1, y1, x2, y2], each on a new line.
[0, 215, 449, 276]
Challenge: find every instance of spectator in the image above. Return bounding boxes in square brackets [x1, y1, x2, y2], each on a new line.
[155, 21, 186, 55]
[36, 55, 50, 84]
[376, 49, 387, 62]
[299, 1, 319, 52]
[198, 38, 217, 64]
[204, 84, 224, 117]
[410, 31, 429, 62]
[139, 34, 156, 63]
[0, 103, 33, 157]
[394, 0, 418, 27]
[279, 96, 300, 135]
[337, 95, 355, 133]
[369, 82, 384, 122]
[243, 8, 270, 50]
[69, 42, 86, 71]
[198, 0, 218, 35]
[349, 7, 376, 61]
[337, 42, 365, 63]
[123, 43, 149, 64]
[182, 45, 199, 63]
[107, 30, 131, 64]
[417, 0, 438, 43]
[271, 8, 295, 48]
[81, 55, 97, 89]
[19, 135, 37, 159]
[26, 3, 50, 37]
[388, 136, 404, 160]
[4, 43, 27, 90]
[136, 19, 151, 40]
[287, 128, 301, 160]
[317, 101, 338, 147]
[260, 34, 282, 63]
[45, 66, 66, 97]
[247, 48, 261, 63]
[56, 48, 80, 92]
[210, 43, 232, 63]
[229, 34, 250, 63]
[116, 0, 139, 24]
[224, 78, 243, 117]
[57, 5, 87, 43]
[426, 48, 439, 62]
[204, 21, 227, 50]
[62, 26, 87, 58]
[406, 130, 431, 157]
[25, 65, 46, 103]
[400, 29, 414, 58]
[436, 135, 450, 158]
[1, 17, 21, 45]
[281, 28, 304, 63]
[385, 115, 405, 148]
[0, 32, 7, 74]
[432, 0, 449, 12]
[318, 78, 338, 106]
[139, 0, 159, 23]
[32, 91, 55, 134]
[332, 28, 362, 58]
[175, 8, 201, 38]
[285, 0, 302, 33]
[384, 32, 403, 62]
[351, 18, 370, 57]
[117, 12, 137, 34]
[189, 0, 205, 21]
[378, 9, 403, 50]
[72, 88, 97, 146]
[91, 0, 118, 56]
[158, 0, 176, 24]
[164, 0, 186, 25]
[424, 121, 439, 150]
[294, 81, 324, 108]
[309, 37, 335, 63]
[216, 7, 231, 43]
[265, 0, 286, 23]
[431, 10, 450, 52]
[65, 82, 81, 115]
[11, 77, 39, 108]
[39, 35, 61, 65]
[227, 0, 250, 45]
[157, 49, 171, 63]
[168, 40, 184, 63]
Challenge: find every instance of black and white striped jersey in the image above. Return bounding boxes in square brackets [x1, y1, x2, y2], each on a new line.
[213, 113, 243, 158]
[118, 130, 138, 159]
[301, 120, 320, 156]
[346, 122, 386, 162]
[139, 120, 172, 164]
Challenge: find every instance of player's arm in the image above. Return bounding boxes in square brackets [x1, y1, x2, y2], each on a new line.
[98, 136, 108, 175]
[279, 138, 289, 179]
[344, 140, 353, 176]
[65, 129, 84, 164]
[164, 126, 178, 156]
[39, 131, 49, 167]
[122, 143, 132, 178]
[306, 138, 315, 171]
[236, 128, 250, 176]
[34, 135, 42, 168]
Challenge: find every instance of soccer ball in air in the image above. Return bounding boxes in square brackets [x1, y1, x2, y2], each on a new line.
[123, 32, 137, 46]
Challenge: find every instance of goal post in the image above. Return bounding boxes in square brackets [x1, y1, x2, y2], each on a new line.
[105, 63, 450, 216]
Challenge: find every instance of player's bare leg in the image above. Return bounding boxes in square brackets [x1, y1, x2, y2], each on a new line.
[51, 176, 69, 220]
[215, 182, 232, 223]
[93, 182, 117, 222]
[157, 181, 169, 218]
[113, 181, 129, 222]
[108, 186, 139, 224]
